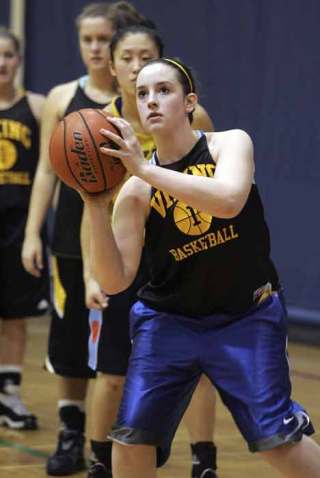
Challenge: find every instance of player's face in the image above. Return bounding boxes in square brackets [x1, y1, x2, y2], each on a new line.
[78, 16, 113, 72]
[111, 33, 160, 96]
[0, 37, 20, 86]
[136, 63, 192, 133]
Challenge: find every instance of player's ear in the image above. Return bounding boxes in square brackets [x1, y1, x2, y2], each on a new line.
[109, 60, 116, 78]
[185, 93, 198, 114]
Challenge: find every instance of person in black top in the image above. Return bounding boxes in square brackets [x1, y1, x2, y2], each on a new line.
[0, 28, 49, 430]
[82, 24, 218, 478]
[22, 3, 155, 477]
[82, 58, 320, 478]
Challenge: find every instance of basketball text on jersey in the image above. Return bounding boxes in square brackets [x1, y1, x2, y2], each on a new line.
[0, 119, 33, 185]
[169, 225, 239, 262]
[150, 162, 240, 262]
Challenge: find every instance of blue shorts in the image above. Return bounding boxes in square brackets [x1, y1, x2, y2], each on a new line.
[109, 293, 314, 466]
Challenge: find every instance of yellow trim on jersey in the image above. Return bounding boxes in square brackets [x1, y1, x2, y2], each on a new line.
[51, 256, 66, 318]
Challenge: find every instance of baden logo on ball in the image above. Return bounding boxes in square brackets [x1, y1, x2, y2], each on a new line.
[49, 108, 126, 194]
[71, 131, 98, 184]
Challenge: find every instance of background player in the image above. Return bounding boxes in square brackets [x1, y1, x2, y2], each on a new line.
[22, 3, 153, 476]
[0, 27, 49, 430]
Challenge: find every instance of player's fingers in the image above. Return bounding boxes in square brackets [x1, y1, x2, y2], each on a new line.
[35, 250, 43, 271]
[100, 146, 130, 160]
[104, 117, 136, 140]
[26, 258, 40, 277]
[95, 290, 108, 308]
[106, 115, 131, 130]
[99, 128, 127, 149]
[89, 297, 108, 310]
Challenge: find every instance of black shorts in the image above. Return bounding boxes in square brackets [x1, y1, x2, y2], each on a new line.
[47, 256, 95, 379]
[88, 261, 148, 376]
[0, 208, 50, 319]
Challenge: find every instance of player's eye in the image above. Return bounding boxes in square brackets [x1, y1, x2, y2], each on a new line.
[82, 36, 91, 43]
[160, 86, 170, 94]
[137, 90, 147, 98]
[3, 51, 14, 59]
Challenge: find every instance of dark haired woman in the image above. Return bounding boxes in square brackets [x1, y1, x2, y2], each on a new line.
[82, 26, 217, 478]
[82, 58, 320, 478]
[21, 3, 154, 476]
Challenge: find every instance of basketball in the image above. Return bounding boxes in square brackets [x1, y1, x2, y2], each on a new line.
[49, 108, 126, 193]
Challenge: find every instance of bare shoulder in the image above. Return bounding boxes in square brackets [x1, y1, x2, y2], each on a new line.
[26, 91, 45, 121]
[46, 79, 78, 119]
[206, 129, 253, 152]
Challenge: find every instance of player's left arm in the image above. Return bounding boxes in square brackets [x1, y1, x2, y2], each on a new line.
[192, 104, 214, 131]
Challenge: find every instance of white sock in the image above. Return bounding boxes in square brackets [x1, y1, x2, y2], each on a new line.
[58, 399, 85, 412]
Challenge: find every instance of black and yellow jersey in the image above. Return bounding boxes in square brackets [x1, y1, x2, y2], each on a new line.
[110, 96, 155, 160]
[52, 81, 108, 258]
[138, 134, 279, 316]
[0, 95, 39, 210]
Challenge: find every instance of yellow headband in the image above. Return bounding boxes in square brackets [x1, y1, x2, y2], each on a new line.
[163, 58, 194, 93]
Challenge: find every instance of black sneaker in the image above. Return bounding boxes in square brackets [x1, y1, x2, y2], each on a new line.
[192, 462, 218, 478]
[88, 462, 112, 477]
[0, 392, 38, 430]
[46, 429, 86, 476]
[198, 470, 217, 478]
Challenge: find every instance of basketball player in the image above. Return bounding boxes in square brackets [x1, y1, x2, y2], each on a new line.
[0, 28, 49, 430]
[82, 25, 218, 478]
[22, 3, 155, 477]
[82, 58, 320, 478]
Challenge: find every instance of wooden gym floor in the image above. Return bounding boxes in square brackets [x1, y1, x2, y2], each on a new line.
[0, 316, 319, 477]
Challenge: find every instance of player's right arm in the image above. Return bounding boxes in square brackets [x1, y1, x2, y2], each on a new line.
[22, 81, 77, 277]
[79, 100, 113, 307]
[82, 176, 150, 294]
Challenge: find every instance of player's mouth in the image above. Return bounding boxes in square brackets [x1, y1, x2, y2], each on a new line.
[147, 112, 162, 120]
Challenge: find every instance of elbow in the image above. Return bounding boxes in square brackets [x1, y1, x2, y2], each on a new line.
[101, 282, 127, 295]
[96, 272, 129, 296]
[215, 195, 246, 219]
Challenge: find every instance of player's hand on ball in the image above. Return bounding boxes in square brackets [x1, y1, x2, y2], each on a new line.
[99, 117, 147, 177]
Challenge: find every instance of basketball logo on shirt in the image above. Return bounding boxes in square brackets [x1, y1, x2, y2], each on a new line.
[0, 139, 17, 170]
[174, 201, 212, 236]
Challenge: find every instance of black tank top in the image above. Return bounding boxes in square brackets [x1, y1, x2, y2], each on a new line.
[138, 134, 279, 316]
[51, 83, 108, 258]
[0, 95, 39, 210]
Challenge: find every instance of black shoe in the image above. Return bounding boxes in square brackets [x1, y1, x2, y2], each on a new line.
[192, 463, 218, 478]
[0, 393, 38, 430]
[197, 470, 217, 478]
[46, 429, 86, 476]
[88, 462, 112, 477]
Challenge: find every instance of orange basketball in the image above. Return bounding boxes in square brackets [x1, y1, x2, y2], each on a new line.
[49, 108, 126, 193]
